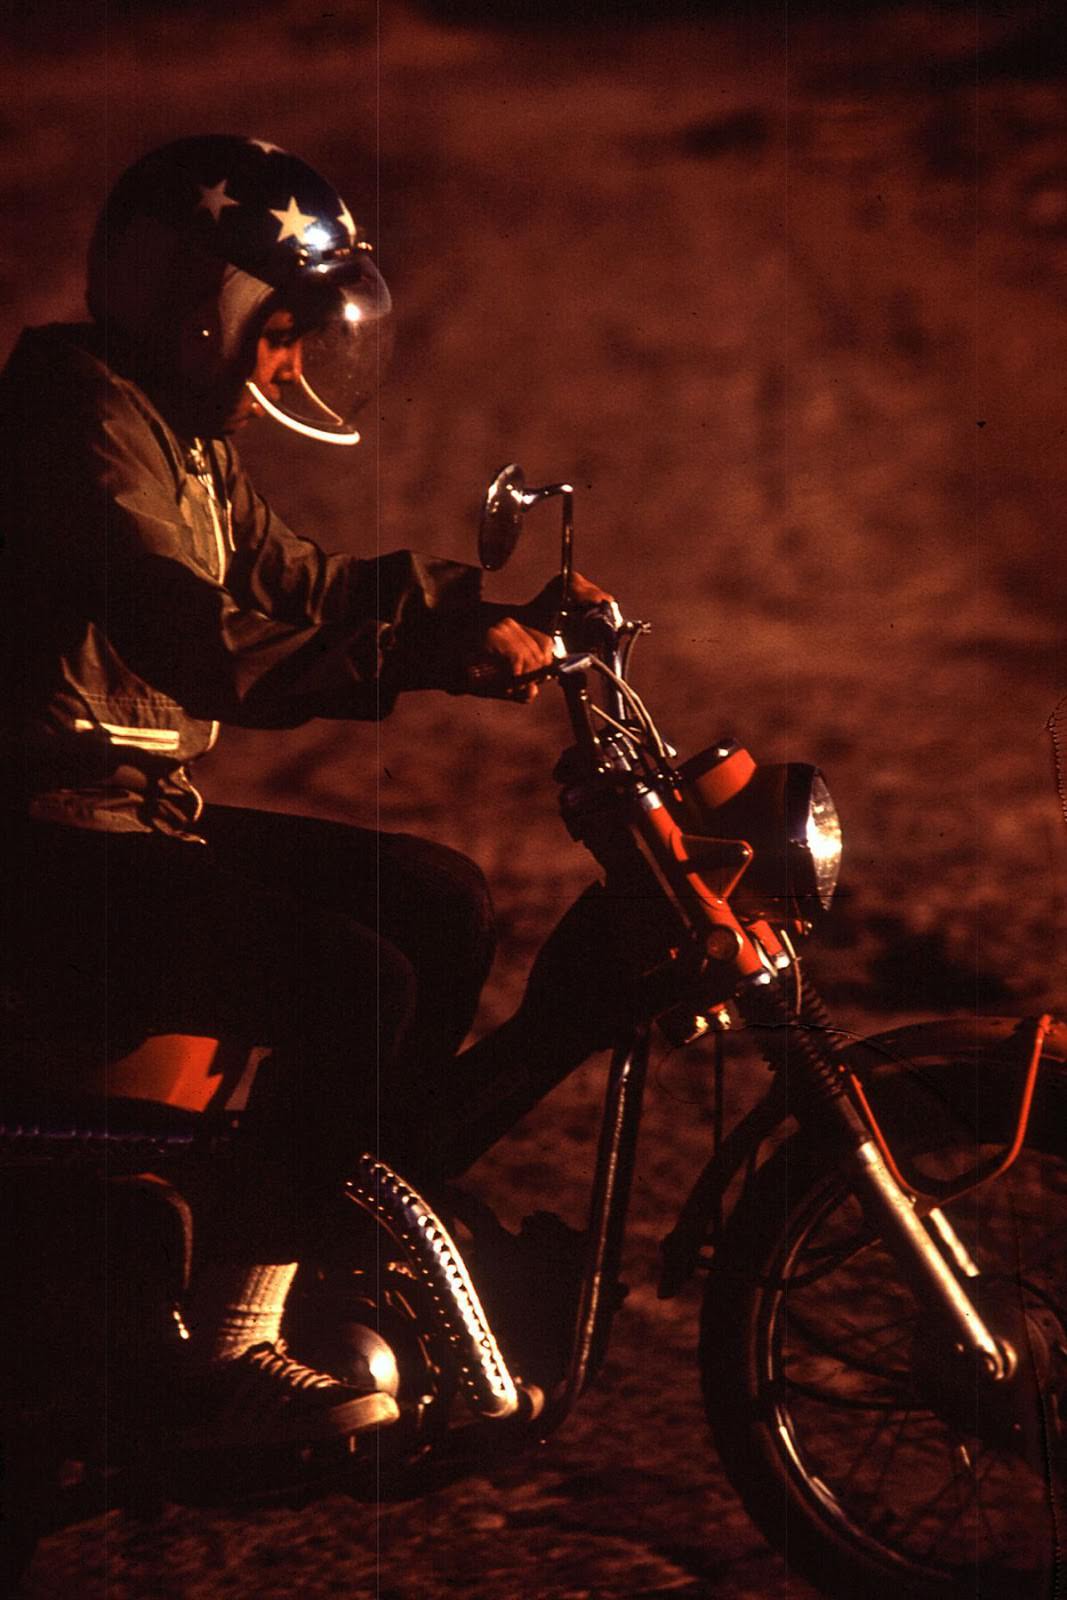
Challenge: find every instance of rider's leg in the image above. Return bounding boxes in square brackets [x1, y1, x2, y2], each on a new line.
[198, 806, 497, 1170]
[11, 817, 418, 1094]
[13, 819, 417, 1443]
[421, 884, 648, 1176]
[199, 806, 496, 1060]
[179, 810, 496, 1440]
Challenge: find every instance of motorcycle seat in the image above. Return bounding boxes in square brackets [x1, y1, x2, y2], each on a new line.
[0, 1091, 226, 1171]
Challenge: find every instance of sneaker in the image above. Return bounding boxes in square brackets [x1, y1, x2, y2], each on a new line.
[181, 1339, 400, 1450]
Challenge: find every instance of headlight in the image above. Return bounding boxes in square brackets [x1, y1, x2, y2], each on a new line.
[745, 762, 843, 918]
[679, 754, 843, 921]
[804, 770, 843, 911]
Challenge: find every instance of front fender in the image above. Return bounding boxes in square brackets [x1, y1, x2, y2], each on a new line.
[839, 1013, 1067, 1078]
[657, 1013, 1065, 1300]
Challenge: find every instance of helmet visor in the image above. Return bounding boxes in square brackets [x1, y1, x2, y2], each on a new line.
[247, 255, 392, 445]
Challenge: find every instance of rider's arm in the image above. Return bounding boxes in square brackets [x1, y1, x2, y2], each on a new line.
[220, 441, 561, 702]
[77, 407, 485, 726]
[221, 440, 485, 683]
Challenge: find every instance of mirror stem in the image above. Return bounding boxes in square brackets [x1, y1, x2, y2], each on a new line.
[560, 488, 575, 618]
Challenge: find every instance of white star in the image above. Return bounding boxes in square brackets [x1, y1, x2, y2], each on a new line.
[270, 195, 317, 243]
[197, 180, 239, 222]
[248, 138, 283, 155]
[337, 200, 357, 241]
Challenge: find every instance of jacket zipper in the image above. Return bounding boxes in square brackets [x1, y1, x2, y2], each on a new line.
[191, 439, 232, 755]
[190, 438, 234, 581]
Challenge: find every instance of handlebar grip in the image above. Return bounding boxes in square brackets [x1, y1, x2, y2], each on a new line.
[464, 656, 557, 699]
[464, 655, 511, 697]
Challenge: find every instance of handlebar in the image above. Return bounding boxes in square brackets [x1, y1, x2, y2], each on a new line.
[464, 647, 593, 699]
[465, 599, 643, 700]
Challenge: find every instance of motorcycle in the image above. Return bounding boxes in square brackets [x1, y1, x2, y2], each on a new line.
[2, 465, 1064, 1600]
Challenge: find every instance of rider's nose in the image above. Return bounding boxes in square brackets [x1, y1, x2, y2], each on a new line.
[277, 343, 303, 384]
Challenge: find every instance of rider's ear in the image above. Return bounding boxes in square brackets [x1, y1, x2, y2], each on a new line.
[176, 303, 224, 389]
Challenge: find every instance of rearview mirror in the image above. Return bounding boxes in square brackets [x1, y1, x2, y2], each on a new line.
[478, 462, 528, 572]
[478, 461, 576, 609]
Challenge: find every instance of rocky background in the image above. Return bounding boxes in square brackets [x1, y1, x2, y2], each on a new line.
[3, 1, 1065, 1594]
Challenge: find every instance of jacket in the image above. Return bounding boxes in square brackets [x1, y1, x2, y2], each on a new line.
[1, 324, 484, 836]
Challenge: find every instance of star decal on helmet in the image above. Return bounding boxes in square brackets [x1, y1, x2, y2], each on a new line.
[337, 200, 357, 241]
[197, 180, 240, 222]
[248, 138, 284, 155]
[270, 195, 318, 243]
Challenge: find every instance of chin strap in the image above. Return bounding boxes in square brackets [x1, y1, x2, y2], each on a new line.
[245, 381, 361, 446]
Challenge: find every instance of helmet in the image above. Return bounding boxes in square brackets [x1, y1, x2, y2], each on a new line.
[87, 135, 392, 443]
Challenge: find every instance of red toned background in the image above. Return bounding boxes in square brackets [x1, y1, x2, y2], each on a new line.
[4, 2, 1064, 1594]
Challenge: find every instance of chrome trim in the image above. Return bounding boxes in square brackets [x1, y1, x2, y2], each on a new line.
[246, 381, 360, 445]
[852, 1140, 1013, 1380]
[346, 1155, 520, 1419]
[927, 1207, 981, 1279]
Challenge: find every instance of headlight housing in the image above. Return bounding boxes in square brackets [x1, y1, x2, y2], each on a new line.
[678, 751, 843, 922]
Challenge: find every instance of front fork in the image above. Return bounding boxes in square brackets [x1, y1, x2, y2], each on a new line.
[738, 976, 1016, 1382]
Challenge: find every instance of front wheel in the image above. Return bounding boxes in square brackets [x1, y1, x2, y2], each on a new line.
[700, 1026, 1067, 1600]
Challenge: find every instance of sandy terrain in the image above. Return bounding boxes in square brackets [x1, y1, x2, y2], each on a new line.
[3, 1, 1064, 1595]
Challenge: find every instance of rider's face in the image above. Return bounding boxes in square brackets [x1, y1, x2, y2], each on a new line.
[226, 310, 304, 431]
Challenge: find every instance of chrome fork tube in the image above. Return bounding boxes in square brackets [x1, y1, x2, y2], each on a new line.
[743, 978, 1014, 1382]
[849, 1139, 1013, 1380]
[926, 1206, 981, 1278]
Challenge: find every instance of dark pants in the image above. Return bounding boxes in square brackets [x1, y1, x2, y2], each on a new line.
[9, 806, 648, 1251]
[9, 808, 496, 1246]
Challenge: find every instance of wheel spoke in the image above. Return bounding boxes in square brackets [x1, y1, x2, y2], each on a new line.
[781, 1377, 925, 1413]
[901, 1446, 1006, 1563]
[864, 1404, 921, 1504]
[704, 1100, 1067, 1591]
[972, 1460, 1010, 1558]
[785, 1303, 914, 1384]
[1009, 1222, 1067, 1280]
[890, 1453, 977, 1544]
[838, 1402, 914, 1494]
[781, 1227, 880, 1289]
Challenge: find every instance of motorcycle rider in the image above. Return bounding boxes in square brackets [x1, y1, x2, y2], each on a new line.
[1, 135, 609, 1448]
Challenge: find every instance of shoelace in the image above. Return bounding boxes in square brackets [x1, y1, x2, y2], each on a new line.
[242, 1341, 341, 1394]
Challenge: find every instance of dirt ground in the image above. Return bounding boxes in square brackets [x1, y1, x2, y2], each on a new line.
[3, 1, 1065, 1595]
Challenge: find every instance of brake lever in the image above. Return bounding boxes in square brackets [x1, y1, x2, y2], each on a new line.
[465, 643, 592, 698]
[514, 651, 594, 688]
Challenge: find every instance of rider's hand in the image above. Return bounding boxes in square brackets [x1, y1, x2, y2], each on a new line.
[568, 572, 615, 607]
[466, 573, 614, 702]
[468, 615, 555, 702]
[520, 572, 614, 635]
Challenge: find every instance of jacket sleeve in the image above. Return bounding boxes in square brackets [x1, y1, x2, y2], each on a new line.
[73, 399, 484, 728]
[219, 440, 485, 700]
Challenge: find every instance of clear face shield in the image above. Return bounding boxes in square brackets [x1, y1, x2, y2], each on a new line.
[246, 253, 393, 445]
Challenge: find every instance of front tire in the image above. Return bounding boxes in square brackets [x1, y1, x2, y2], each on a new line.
[700, 1028, 1067, 1600]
